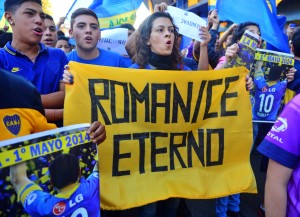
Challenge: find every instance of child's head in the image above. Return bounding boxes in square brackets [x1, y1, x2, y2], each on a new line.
[268, 65, 283, 82]
[49, 154, 80, 190]
[55, 36, 72, 53]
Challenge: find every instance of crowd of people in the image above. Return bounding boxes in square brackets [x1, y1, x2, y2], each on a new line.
[1, 0, 300, 216]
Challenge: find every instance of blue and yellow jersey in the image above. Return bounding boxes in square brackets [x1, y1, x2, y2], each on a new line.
[19, 172, 100, 217]
[252, 75, 287, 122]
[0, 68, 56, 140]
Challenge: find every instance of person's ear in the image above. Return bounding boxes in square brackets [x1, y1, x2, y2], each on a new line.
[69, 29, 74, 37]
[5, 12, 14, 25]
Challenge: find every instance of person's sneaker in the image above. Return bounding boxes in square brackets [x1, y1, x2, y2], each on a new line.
[257, 206, 265, 217]
[226, 210, 245, 217]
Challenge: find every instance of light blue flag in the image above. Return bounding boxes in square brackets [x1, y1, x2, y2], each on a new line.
[216, 0, 289, 53]
[0, 1, 4, 24]
[88, 0, 143, 29]
[0, 1, 7, 30]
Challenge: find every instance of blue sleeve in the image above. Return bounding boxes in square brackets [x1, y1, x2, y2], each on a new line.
[83, 171, 99, 193]
[254, 76, 267, 89]
[208, 29, 218, 49]
[207, 30, 223, 69]
[0, 49, 6, 68]
[257, 140, 298, 169]
[19, 183, 52, 217]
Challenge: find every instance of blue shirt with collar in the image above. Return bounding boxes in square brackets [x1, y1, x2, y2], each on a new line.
[0, 42, 68, 94]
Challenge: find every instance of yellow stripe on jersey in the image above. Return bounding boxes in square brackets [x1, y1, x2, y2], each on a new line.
[18, 183, 42, 204]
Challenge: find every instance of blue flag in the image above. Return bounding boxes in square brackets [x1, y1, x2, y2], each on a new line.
[88, 0, 143, 29]
[0, 2, 4, 23]
[0, 0, 4, 16]
[216, 0, 289, 53]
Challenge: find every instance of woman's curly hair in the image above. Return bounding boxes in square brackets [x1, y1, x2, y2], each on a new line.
[133, 12, 183, 69]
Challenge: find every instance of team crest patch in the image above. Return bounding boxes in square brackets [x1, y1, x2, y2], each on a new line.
[53, 201, 66, 215]
[3, 114, 21, 135]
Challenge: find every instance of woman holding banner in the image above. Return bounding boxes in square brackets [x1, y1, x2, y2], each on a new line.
[128, 9, 211, 217]
[62, 2, 210, 216]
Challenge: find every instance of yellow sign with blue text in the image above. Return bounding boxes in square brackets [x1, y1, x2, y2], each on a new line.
[64, 62, 256, 210]
[0, 131, 89, 168]
[99, 10, 137, 29]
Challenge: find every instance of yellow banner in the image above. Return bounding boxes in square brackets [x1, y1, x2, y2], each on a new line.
[64, 62, 256, 210]
[99, 10, 137, 29]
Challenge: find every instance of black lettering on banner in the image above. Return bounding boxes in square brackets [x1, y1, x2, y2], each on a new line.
[187, 129, 205, 167]
[132, 133, 150, 174]
[151, 84, 171, 123]
[221, 76, 238, 117]
[203, 79, 223, 120]
[169, 133, 187, 170]
[151, 132, 168, 172]
[130, 83, 150, 122]
[113, 134, 131, 176]
[172, 82, 192, 123]
[89, 79, 111, 124]
[191, 80, 207, 123]
[110, 81, 129, 123]
[206, 129, 224, 166]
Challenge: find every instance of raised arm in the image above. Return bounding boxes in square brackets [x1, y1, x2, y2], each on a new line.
[197, 26, 211, 70]
[218, 23, 238, 48]
[10, 162, 33, 194]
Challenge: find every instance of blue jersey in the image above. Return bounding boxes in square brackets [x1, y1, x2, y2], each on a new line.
[67, 48, 126, 68]
[19, 172, 100, 217]
[0, 42, 68, 94]
[252, 75, 287, 122]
